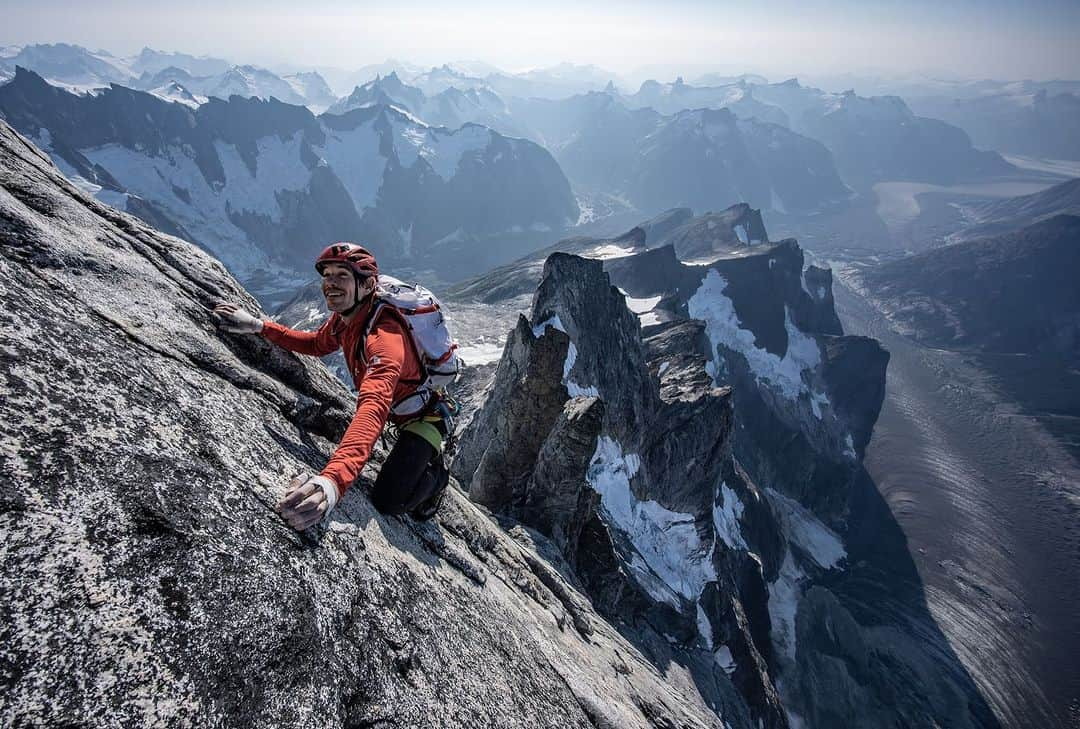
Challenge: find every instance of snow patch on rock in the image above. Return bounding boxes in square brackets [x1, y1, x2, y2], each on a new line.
[768, 551, 804, 661]
[34, 130, 128, 210]
[771, 188, 788, 215]
[843, 433, 857, 459]
[768, 488, 846, 570]
[697, 602, 714, 650]
[457, 340, 505, 366]
[533, 315, 599, 397]
[688, 268, 829, 412]
[532, 314, 566, 338]
[431, 227, 465, 247]
[81, 142, 272, 275]
[713, 482, 748, 550]
[622, 292, 662, 314]
[390, 118, 491, 181]
[213, 132, 311, 218]
[584, 244, 637, 260]
[588, 436, 717, 602]
[318, 121, 387, 211]
[714, 645, 737, 675]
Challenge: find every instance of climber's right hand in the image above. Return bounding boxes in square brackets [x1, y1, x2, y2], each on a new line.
[211, 302, 264, 334]
[277, 472, 338, 531]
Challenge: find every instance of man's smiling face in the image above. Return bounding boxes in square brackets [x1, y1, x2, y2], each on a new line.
[321, 262, 358, 312]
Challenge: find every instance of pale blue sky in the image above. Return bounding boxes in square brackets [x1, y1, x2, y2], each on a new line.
[3, 0, 1078, 80]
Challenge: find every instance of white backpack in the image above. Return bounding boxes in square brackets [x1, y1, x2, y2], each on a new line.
[365, 274, 461, 417]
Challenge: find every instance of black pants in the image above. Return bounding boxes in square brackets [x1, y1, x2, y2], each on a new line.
[370, 428, 444, 515]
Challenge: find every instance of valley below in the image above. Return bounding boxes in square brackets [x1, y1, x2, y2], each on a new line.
[827, 263, 1080, 729]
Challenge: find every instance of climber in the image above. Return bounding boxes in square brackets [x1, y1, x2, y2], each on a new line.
[211, 242, 453, 530]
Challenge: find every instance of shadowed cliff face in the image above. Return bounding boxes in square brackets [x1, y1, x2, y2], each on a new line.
[0, 120, 744, 729]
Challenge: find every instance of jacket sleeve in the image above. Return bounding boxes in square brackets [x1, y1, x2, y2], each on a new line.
[319, 317, 406, 494]
[261, 317, 339, 357]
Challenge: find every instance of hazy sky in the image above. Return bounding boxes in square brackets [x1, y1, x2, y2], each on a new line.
[3, 0, 1079, 81]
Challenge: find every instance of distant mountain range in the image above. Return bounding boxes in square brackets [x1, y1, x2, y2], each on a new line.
[0, 45, 623, 107]
[328, 80, 850, 216]
[0, 44, 1050, 181]
[536, 97, 851, 216]
[0, 43, 135, 90]
[128, 47, 232, 78]
[327, 72, 523, 137]
[2, 43, 1066, 277]
[135, 65, 338, 112]
[318, 71, 1016, 207]
[0, 68, 577, 289]
[623, 77, 789, 126]
[746, 79, 1014, 190]
[0, 44, 337, 111]
[906, 83, 1080, 162]
[802, 75, 1080, 162]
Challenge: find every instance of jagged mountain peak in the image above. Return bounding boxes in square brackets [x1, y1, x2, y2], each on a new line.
[11, 64, 52, 87]
[452, 238, 884, 726]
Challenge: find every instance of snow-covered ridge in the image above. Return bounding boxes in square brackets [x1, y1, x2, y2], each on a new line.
[2, 72, 576, 277]
[147, 81, 207, 109]
[389, 117, 491, 181]
[78, 132, 313, 275]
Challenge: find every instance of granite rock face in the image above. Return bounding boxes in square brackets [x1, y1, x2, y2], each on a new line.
[0, 120, 741, 729]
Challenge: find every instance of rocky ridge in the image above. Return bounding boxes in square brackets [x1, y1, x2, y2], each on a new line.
[449, 203, 897, 725]
[452, 254, 790, 728]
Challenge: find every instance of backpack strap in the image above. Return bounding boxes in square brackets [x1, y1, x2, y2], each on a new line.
[359, 299, 428, 388]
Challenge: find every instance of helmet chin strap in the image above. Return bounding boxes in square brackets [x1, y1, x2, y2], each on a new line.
[340, 274, 372, 316]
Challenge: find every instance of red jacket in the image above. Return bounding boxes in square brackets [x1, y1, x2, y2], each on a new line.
[261, 297, 424, 497]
